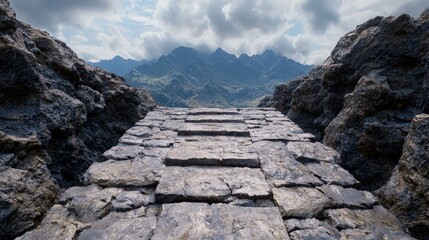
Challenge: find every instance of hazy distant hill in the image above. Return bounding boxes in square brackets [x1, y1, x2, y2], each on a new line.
[125, 47, 312, 107]
[89, 56, 147, 76]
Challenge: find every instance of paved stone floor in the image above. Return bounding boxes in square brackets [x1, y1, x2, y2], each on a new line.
[19, 108, 415, 239]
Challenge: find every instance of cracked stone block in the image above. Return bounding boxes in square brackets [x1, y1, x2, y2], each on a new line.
[85, 156, 164, 187]
[135, 120, 162, 127]
[78, 216, 157, 240]
[339, 228, 415, 240]
[102, 144, 145, 160]
[188, 108, 239, 115]
[285, 218, 341, 240]
[165, 140, 259, 167]
[151, 202, 289, 240]
[323, 205, 407, 232]
[186, 114, 244, 123]
[124, 126, 155, 138]
[160, 120, 184, 131]
[318, 185, 377, 209]
[179, 122, 249, 136]
[249, 126, 304, 142]
[111, 191, 152, 211]
[144, 111, 170, 121]
[142, 139, 174, 148]
[253, 141, 323, 187]
[305, 161, 360, 187]
[155, 166, 271, 203]
[273, 187, 331, 218]
[287, 141, 340, 163]
[16, 223, 79, 240]
[67, 188, 123, 223]
[119, 134, 145, 145]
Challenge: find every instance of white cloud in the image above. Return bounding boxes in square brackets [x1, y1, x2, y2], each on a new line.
[10, 0, 429, 64]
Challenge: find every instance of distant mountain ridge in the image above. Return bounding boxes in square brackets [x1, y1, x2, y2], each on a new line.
[124, 47, 313, 107]
[89, 56, 148, 76]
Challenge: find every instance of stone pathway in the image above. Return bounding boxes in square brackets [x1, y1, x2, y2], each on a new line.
[19, 108, 415, 239]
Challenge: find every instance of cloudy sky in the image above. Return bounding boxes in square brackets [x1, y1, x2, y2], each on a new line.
[10, 0, 427, 64]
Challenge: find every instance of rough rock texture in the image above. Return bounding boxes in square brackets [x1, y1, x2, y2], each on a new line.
[0, 0, 155, 238]
[20, 108, 414, 239]
[378, 114, 429, 238]
[260, 10, 429, 193]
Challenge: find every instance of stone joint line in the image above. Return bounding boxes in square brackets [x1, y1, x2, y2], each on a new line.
[19, 107, 414, 240]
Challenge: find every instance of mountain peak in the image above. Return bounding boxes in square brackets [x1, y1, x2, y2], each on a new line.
[262, 49, 277, 56]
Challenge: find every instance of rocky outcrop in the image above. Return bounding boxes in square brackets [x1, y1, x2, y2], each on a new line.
[0, 0, 155, 238]
[378, 114, 429, 238]
[261, 10, 429, 192]
[260, 9, 429, 239]
[19, 107, 414, 239]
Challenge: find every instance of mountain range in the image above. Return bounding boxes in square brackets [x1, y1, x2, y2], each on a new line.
[118, 47, 312, 107]
[89, 56, 148, 76]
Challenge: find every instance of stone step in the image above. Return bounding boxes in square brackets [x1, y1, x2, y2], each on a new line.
[155, 166, 271, 203]
[165, 140, 259, 168]
[185, 114, 244, 123]
[188, 108, 239, 115]
[178, 122, 249, 136]
[151, 202, 289, 240]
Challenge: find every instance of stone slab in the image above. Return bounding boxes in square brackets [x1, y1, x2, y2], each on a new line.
[318, 185, 377, 209]
[273, 187, 331, 218]
[179, 122, 249, 136]
[165, 141, 259, 167]
[287, 141, 339, 163]
[102, 144, 145, 160]
[188, 108, 239, 115]
[151, 202, 289, 240]
[253, 141, 323, 187]
[85, 156, 164, 187]
[186, 114, 244, 123]
[306, 161, 360, 187]
[155, 166, 271, 203]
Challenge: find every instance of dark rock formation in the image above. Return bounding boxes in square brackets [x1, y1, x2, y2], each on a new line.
[0, 0, 155, 238]
[261, 10, 429, 192]
[378, 114, 429, 238]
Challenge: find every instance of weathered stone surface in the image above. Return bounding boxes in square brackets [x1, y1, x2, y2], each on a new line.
[324, 206, 416, 239]
[78, 217, 157, 240]
[160, 120, 184, 131]
[273, 187, 331, 218]
[151, 202, 289, 240]
[111, 190, 153, 211]
[306, 161, 360, 186]
[186, 114, 244, 123]
[135, 120, 162, 127]
[188, 108, 239, 115]
[378, 114, 429, 238]
[124, 126, 155, 137]
[16, 223, 79, 240]
[102, 144, 145, 160]
[85, 156, 164, 187]
[287, 141, 339, 163]
[155, 167, 271, 202]
[165, 139, 259, 167]
[254, 141, 323, 187]
[62, 185, 122, 223]
[179, 122, 249, 136]
[249, 126, 304, 141]
[318, 185, 377, 209]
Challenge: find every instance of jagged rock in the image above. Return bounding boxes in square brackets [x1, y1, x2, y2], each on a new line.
[155, 166, 271, 203]
[151, 202, 289, 240]
[273, 187, 331, 218]
[0, 0, 155, 237]
[286, 218, 341, 240]
[261, 10, 429, 194]
[378, 114, 429, 238]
